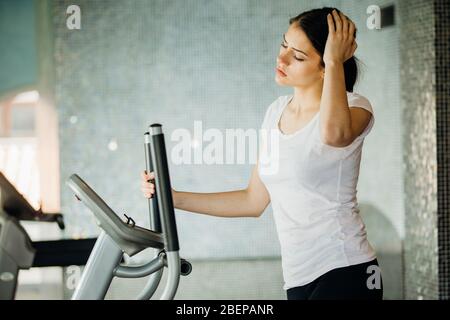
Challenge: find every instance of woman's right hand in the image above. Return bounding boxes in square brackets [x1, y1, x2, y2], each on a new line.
[141, 171, 156, 199]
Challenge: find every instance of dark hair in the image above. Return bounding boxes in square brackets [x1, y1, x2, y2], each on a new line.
[289, 7, 359, 92]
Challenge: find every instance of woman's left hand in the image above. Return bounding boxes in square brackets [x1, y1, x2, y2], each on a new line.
[323, 10, 357, 65]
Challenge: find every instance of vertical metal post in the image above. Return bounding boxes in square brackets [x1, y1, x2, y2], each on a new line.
[71, 232, 123, 300]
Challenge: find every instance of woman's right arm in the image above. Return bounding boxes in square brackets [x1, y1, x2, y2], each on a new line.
[141, 161, 270, 218]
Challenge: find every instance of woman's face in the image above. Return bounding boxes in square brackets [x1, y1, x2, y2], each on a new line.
[275, 23, 324, 88]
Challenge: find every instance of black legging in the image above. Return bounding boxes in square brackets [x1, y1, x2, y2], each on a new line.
[286, 259, 383, 300]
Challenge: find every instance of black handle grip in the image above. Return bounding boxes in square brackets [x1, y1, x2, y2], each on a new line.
[144, 132, 162, 233]
[149, 124, 179, 252]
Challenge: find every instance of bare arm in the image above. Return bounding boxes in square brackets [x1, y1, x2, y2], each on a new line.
[142, 160, 271, 218]
[174, 161, 270, 218]
[320, 11, 372, 147]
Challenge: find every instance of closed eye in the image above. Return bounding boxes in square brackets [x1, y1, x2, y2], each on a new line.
[280, 43, 304, 61]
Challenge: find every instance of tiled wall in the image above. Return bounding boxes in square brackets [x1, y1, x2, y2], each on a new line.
[399, 0, 438, 300]
[435, 0, 450, 301]
[51, 0, 404, 299]
[399, 0, 450, 300]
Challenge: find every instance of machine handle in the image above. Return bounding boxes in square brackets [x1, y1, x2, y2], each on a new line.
[144, 132, 162, 233]
[149, 124, 179, 252]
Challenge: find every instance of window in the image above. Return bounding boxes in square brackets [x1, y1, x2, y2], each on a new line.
[0, 90, 40, 209]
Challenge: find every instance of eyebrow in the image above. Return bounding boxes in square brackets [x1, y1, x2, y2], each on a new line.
[283, 34, 308, 57]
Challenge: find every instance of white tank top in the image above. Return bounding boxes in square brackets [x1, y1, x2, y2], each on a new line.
[258, 92, 377, 290]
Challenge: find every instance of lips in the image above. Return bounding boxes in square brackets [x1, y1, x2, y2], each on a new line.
[276, 67, 287, 77]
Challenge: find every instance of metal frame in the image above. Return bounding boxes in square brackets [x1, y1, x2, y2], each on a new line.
[69, 124, 189, 300]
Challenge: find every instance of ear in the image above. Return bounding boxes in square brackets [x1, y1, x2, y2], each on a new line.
[319, 62, 326, 79]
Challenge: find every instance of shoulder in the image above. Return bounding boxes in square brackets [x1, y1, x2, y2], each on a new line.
[269, 95, 290, 113]
[346, 92, 376, 140]
[346, 91, 373, 114]
[261, 95, 289, 124]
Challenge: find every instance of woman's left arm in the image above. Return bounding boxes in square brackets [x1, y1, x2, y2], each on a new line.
[320, 10, 372, 148]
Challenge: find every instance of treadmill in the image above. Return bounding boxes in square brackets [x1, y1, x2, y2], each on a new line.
[0, 172, 96, 300]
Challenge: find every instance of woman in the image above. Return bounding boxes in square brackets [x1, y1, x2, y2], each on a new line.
[141, 7, 383, 300]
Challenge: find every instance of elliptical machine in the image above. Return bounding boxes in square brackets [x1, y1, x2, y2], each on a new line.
[68, 124, 191, 300]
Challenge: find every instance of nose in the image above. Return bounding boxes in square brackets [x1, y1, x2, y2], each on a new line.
[277, 51, 289, 67]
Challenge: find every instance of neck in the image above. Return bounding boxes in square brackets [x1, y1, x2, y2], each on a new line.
[289, 82, 323, 114]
